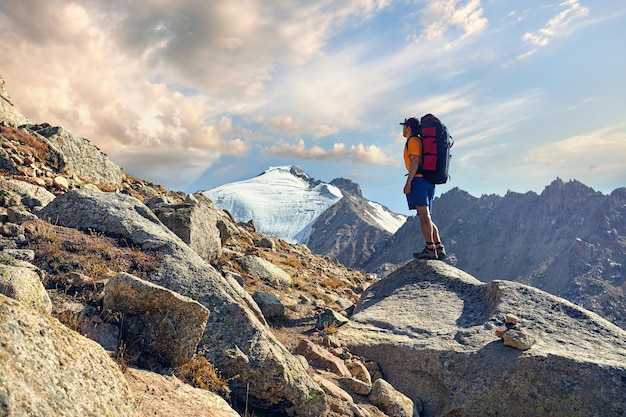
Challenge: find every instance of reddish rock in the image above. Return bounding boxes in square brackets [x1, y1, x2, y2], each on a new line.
[503, 329, 537, 351]
[505, 313, 520, 325]
[495, 325, 508, 339]
[296, 339, 351, 377]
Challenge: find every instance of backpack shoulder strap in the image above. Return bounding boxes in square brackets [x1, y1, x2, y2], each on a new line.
[405, 135, 420, 150]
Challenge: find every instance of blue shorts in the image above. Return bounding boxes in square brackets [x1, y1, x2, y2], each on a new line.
[406, 177, 435, 211]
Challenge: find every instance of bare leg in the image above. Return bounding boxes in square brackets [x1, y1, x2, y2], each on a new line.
[416, 205, 435, 247]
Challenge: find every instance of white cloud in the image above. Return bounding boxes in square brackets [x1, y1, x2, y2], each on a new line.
[523, 128, 626, 171]
[0, 0, 91, 44]
[518, 0, 589, 56]
[114, 144, 222, 190]
[403, 92, 472, 124]
[348, 143, 395, 165]
[263, 139, 394, 165]
[258, 115, 340, 138]
[87, 0, 389, 98]
[459, 126, 626, 192]
[448, 89, 544, 175]
[252, 42, 416, 138]
[2, 0, 623, 201]
[413, 0, 487, 46]
[220, 138, 249, 155]
[0, 0, 395, 184]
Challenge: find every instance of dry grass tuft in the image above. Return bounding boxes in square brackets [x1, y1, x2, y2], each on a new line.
[29, 223, 163, 286]
[323, 321, 340, 334]
[279, 258, 300, 269]
[173, 355, 231, 400]
[116, 341, 140, 373]
[0, 125, 54, 165]
[320, 276, 347, 290]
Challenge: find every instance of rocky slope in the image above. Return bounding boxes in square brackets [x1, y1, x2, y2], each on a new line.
[306, 190, 404, 269]
[0, 73, 387, 416]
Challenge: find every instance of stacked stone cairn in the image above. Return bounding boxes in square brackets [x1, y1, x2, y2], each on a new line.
[495, 313, 538, 351]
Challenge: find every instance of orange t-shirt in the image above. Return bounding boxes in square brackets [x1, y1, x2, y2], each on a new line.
[403, 136, 422, 177]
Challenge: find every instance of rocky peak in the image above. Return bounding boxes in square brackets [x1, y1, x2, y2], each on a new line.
[0, 74, 30, 127]
[0, 74, 12, 105]
[288, 165, 322, 187]
[539, 177, 602, 215]
[330, 177, 362, 197]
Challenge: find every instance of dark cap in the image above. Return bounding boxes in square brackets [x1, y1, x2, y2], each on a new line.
[399, 117, 420, 131]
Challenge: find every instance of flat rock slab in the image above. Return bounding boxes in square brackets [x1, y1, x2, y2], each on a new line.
[339, 260, 626, 417]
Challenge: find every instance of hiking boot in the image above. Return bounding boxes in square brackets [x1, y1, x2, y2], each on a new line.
[436, 245, 447, 260]
[413, 246, 437, 260]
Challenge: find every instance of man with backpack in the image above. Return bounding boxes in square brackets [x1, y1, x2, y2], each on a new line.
[400, 116, 447, 260]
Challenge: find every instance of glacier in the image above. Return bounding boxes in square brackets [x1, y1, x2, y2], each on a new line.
[203, 166, 407, 244]
[202, 166, 343, 243]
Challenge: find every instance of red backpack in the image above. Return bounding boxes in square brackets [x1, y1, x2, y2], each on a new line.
[416, 114, 453, 185]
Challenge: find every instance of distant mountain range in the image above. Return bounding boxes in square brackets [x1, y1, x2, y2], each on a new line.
[204, 170, 626, 330]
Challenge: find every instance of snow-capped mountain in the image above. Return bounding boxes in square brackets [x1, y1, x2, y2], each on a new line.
[202, 166, 406, 266]
[202, 166, 342, 243]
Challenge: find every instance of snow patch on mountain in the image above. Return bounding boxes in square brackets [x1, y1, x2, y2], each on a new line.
[365, 200, 407, 233]
[202, 166, 343, 243]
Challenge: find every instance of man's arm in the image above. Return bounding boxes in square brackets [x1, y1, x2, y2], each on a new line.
[404, 153, 420, 194]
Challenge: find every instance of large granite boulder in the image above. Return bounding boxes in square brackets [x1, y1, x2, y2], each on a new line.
[150, 192, 223, 263]
[0, 293, 139, 417]
[0, 263, 52, 314]
[38, 189, 326, 416]
[31, 125, 125, 190]
[104, 272, 210, 367]
[339, 260, 626, 417]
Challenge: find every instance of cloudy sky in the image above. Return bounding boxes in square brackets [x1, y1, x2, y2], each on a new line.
[1, 0, 624, 214]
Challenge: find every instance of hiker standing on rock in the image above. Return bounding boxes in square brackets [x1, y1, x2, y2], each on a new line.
[401, 117, 446, 260]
